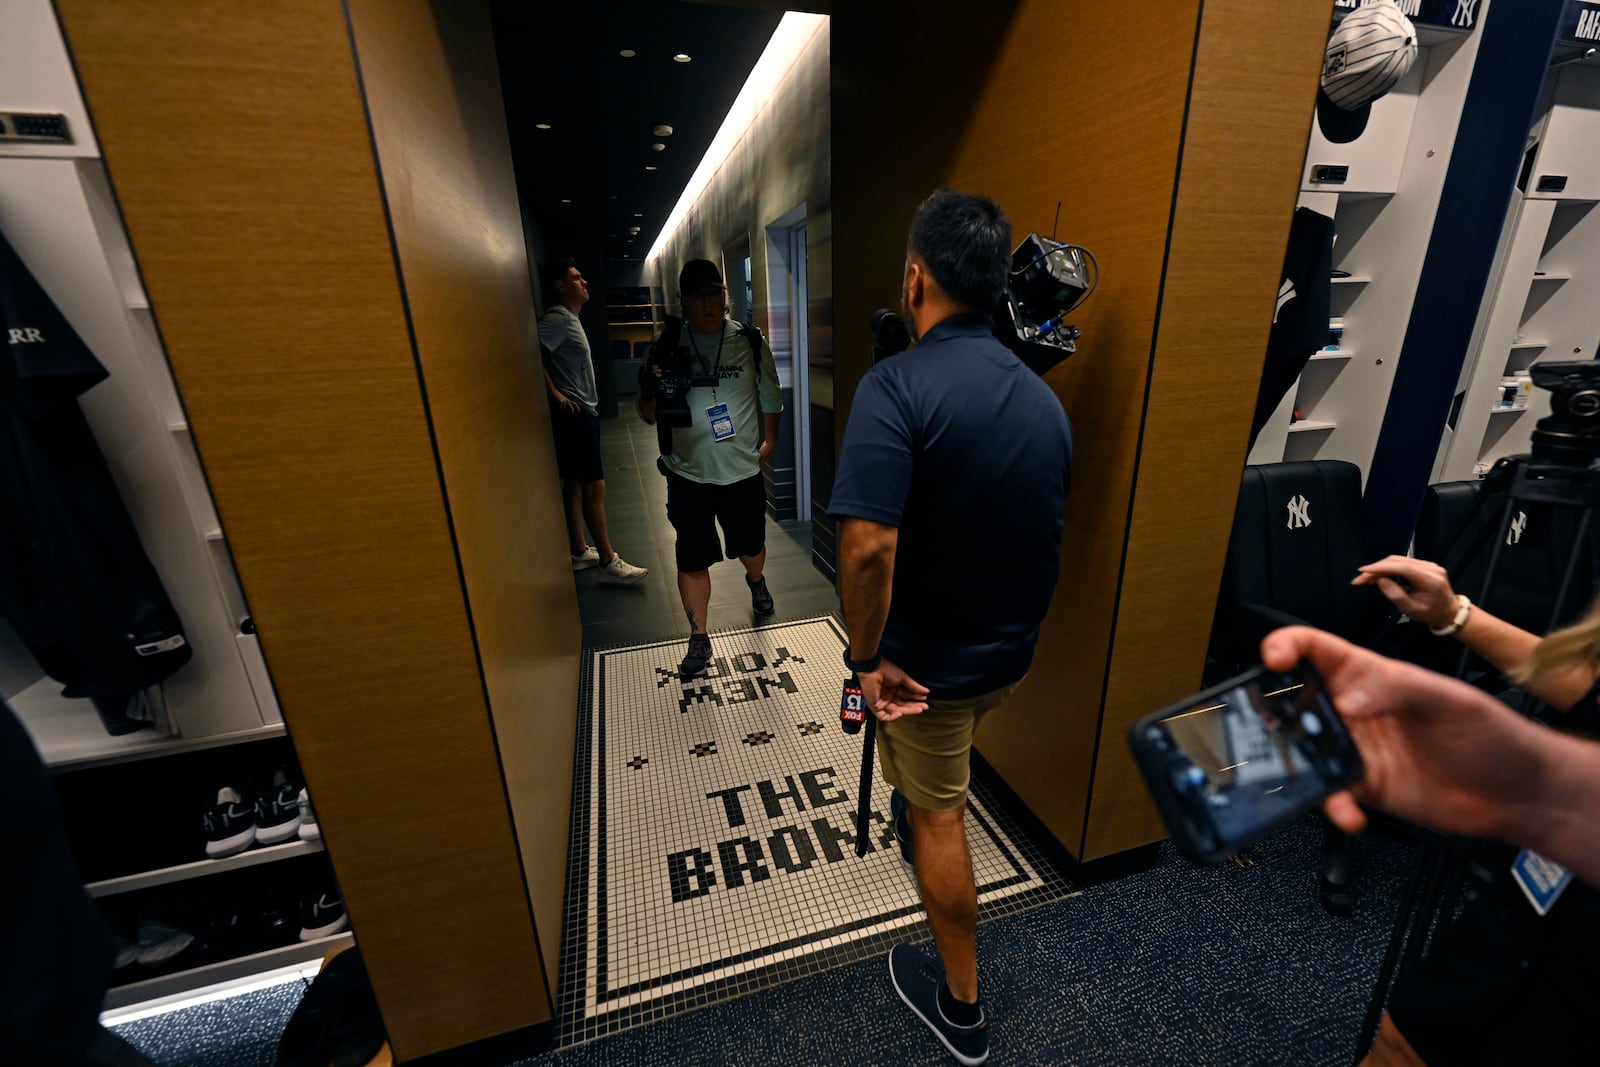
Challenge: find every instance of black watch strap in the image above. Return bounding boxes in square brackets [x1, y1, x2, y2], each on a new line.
[843, 647, 882, 674]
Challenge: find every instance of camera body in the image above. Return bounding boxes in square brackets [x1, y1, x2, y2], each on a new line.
[649, 346, 719, 428]
[1530, 360, 1600, 466]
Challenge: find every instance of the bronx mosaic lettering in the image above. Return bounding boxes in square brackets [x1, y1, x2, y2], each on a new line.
[667, 765, 895, 903]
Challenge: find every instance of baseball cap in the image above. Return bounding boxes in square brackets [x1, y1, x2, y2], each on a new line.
[1316, 0, 1418, 145]
[679, 259, 726, 297]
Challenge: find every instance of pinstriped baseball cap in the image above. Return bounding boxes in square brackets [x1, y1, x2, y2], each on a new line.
[1316, 0, 1419, 145]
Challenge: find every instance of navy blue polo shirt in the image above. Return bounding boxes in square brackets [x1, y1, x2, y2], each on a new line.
[829, 313, 1073, 699]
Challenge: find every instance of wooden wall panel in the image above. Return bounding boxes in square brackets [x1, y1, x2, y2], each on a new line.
[836, 0, 1330, 860]
[939, 0, 1202, 858]
[1084, 0, 1331, 858]
[54, 0, 548, 1056]
[344, 0, 579, 996]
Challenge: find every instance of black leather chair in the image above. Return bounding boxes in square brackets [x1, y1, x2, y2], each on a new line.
[1208, 460, 1388, 914]
[1209, 460, 1385, 673]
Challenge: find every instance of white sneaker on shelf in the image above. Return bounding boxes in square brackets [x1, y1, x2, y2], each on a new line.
[598, 555, 649, 584]
[571, 545, 600, 571]
[298, 787, 321, 841]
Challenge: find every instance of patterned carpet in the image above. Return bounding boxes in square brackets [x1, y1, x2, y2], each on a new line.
[115, 813, 1414, 1066]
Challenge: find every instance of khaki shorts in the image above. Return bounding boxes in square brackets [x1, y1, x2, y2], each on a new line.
[875, 680, 1020, 813]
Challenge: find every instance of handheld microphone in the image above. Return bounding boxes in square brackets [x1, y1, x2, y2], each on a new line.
[840, 675, 867, 734]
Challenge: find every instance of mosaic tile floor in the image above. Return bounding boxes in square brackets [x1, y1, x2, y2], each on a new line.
[557, 615, 1073, 1044]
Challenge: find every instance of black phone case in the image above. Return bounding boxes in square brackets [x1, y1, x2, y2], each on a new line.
[1126, 662, 1363, 865]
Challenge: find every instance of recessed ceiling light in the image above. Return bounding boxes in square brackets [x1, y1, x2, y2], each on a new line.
[609, 195, 619, 200]
[619, 49, 636, 58]
[673, 53, 692, 63]
[633, 212, 644, 217]
[650, 142, 666, 152]
[535, 123, 552, 130]
[645, 165, 657, 171]
[653, 124, 674, 137]
[560, 198, 572, 203]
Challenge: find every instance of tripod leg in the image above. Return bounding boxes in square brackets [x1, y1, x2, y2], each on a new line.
[1352, 843, 1433, 1065]
[1320, 821, 1356, 916]
[1455, 490, 1521, 678]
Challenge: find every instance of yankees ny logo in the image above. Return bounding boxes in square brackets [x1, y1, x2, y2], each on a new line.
[1507, 510, 1527, 545]
[1273, 279, 1296, 324]
[1452, 0, 1480, 27]
[1287, 494, 1312, 530]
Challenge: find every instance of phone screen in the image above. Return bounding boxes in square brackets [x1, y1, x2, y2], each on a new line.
[1130, 665, 1360, 862]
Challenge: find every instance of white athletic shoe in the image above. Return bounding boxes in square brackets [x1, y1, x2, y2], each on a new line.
[598, 555, 649, 583]
[571, 545, 600, 571]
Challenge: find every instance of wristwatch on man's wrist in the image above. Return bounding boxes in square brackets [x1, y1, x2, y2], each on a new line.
[843, 648, 882, 674]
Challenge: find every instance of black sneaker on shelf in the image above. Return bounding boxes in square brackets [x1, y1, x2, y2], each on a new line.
[681, 632, 713, 677]
[132, 919, 196, 968]
[202, 786, 258, 858]
[747, 574, 775, 616]
[299, 892, 349, 941]
[255, 894, 298, 951]
[113, 934, 139, 971]
[255, 769, 303, 846]
[888, 943, 990, 1066]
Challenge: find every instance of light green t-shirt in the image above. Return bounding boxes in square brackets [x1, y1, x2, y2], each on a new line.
[661, 320, 783, 486]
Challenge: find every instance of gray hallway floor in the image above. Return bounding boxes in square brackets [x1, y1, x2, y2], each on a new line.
[572, 414, 841, 651]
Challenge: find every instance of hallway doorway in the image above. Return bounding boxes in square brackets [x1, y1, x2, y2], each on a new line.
[764, 204, 813, 529]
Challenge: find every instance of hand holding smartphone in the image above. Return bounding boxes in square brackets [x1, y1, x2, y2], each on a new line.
[1127, 662, 1363, 864]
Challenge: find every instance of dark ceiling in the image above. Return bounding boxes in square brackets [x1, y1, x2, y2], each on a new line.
[493, 1, 784, 271]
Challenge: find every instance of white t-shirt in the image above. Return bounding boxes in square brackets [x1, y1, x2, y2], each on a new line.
[660, 320, 783, 486]
[537, 305, 599, 415]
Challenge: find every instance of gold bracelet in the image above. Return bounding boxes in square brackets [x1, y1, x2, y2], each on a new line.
[1429, 593, 1472, 637]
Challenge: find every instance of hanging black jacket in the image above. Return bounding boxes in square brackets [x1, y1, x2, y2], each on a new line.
[0, 227, 190, 700]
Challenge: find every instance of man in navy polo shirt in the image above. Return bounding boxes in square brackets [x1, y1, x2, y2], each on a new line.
[831, 189, 1072, 1066]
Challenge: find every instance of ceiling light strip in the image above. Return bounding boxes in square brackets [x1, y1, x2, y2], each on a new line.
[646, 12, 828, 265]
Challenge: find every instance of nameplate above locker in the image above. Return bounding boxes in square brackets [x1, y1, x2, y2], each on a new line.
[1331, 0, 1482, 33]
[0, 111, 73, 143]
[1560, 1, 1600, 44]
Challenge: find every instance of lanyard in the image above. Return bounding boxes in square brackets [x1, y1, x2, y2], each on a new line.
[686, 327, 727, 401]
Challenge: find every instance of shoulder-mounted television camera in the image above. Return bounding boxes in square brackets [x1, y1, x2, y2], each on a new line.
[872, 233, 1098, 376]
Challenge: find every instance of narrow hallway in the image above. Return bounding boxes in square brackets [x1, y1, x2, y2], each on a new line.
[570, 415, 840, 651]
[558, 419, 1075, 1040]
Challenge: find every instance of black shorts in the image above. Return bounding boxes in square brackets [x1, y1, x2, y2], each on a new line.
[666, 472, 767, 572]
[550, 405, 603, 482]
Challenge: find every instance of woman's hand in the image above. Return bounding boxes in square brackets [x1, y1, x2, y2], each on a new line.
[1353, 555, 1458, 629]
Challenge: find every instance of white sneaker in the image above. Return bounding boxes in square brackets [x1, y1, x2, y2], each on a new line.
[599, 555, 649, 583]
[571, 545, 600, 571]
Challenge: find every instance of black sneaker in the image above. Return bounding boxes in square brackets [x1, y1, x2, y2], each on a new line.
[891, 789, 915, 868]
[747, 574, 775, 616]
[255, 769, 303, 846]
[299, 892, 349, 941]
[133, 919, 196, 967]
[888, 944, 989, 1066]
[203, 786, 258, 858]
[681, 633, 713, 676]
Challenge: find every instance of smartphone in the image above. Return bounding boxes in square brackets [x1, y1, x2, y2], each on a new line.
[1127, 662, 1363, 864]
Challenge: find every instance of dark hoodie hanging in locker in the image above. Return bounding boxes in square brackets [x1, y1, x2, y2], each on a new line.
[1249, 206, 1335, 448]
[0, 226, 191, 736]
